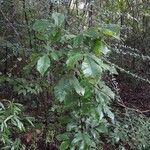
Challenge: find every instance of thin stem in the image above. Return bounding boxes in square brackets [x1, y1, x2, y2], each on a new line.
[22, 0, 32, 49]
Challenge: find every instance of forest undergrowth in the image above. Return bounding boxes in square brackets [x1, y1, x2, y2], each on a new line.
[0, 0, 150, 150]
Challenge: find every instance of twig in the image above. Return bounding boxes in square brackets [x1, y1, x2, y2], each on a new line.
[117, 101, 150, 113]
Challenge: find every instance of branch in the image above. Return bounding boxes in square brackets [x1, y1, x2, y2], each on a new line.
[117, 101, 150, 113]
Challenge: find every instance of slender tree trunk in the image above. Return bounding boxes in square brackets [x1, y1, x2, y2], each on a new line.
[22, 0, 32, 49]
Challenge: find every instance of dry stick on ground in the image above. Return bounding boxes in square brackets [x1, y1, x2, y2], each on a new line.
[117, 101, 150, 113]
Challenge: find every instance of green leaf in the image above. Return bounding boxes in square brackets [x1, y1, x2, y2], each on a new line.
[71, 76, 85, 96]
[37, 55, 50, 76]
[101, 45, 110, 55]
[59, 141, 69, 150]
[45, 45, 59, 61]
[102, 24, 120, 39]
[33, 19, 49, 32]
[61, 34, 76, 43]
[4, 115, 14, 125]
[101, 84, 115, 99]
[104, 107, 115, 123]
[66, 52, 83, 68]
[84, 27, 100, 39]
[26, 117, 34, 127]
[83, 133, 96, 148]
[93, 40, 110, 55]
[93, 40, 102, 56]
[54, 77, 72, 102]
[52, 12, 65, 26]
[54, 76, 85, 102]
[81, 56, 102, 77]
[50, 51, 59, 61]
[83, 133, 91, 145]
[103, 29, 114, 37]
[13, 117, 25, 131]
[64, 95, 76, 107]
[96, 123, 108, 133]
[97, 105, 104, 120]
[56, 133, 69, 142]
[79, 141, 85, 150]
[73, 34, 84, 47]
[72, 133, 83, 144]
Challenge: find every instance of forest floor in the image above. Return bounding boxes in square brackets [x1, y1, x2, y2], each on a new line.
[118, 78, 150, 116]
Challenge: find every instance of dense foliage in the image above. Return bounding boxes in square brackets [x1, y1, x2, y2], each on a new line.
[0, 0, 150, 149]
